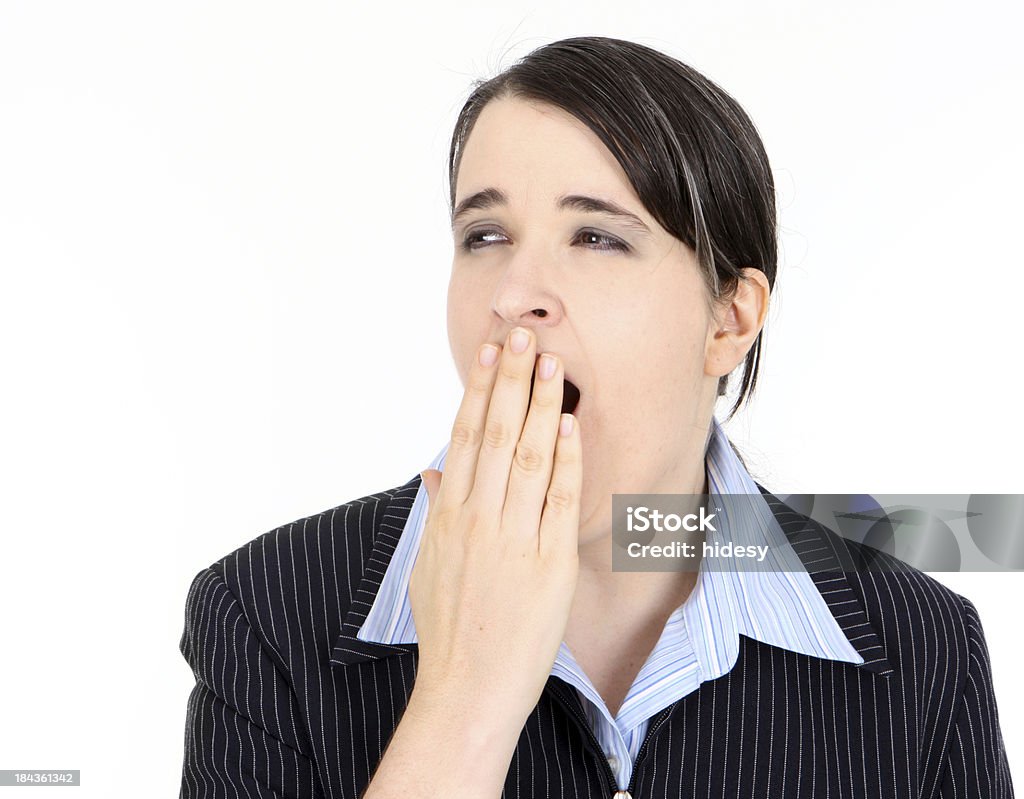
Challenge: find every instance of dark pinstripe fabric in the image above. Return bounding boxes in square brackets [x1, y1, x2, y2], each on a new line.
[179, 474, 1015, 798]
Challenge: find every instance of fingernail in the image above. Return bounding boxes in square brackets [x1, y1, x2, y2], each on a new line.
[559, 414, 574, 436]
[510, 327, 529, 354]
[479, 344, 498, 367]
[539, 353, 557, 380]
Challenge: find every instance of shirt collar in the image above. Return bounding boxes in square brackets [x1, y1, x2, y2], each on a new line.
[330, 418, 893, 678]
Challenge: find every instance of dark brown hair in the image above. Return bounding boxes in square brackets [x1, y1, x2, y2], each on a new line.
[447, 36, 777, 421]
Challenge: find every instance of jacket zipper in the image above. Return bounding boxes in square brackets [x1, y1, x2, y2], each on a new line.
[546, 679, 677, 797]
[624, 707, 675, 796]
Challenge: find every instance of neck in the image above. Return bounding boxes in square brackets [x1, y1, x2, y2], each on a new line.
[569, 440, 710, 640]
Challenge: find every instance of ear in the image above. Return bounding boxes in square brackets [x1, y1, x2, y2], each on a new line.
[704, 268, 770, 379]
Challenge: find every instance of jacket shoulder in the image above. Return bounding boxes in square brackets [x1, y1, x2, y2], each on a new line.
[760, 488, 976, 658]
[790, 507, 982, 704]
[181, 474, 422, 661]
[834, 536, 1013, 791]
[843, 542, 975, 662]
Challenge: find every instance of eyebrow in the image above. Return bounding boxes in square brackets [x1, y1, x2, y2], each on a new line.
[451, 188, 653, 237]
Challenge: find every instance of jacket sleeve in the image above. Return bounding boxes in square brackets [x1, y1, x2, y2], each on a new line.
[179, 566, 323, 799]
[937, 596, 1016, 798]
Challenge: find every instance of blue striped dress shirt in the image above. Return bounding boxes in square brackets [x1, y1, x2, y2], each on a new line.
[357, 416, 865, 790]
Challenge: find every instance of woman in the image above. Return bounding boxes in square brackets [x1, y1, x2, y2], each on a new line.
[178, 37, 1014, 798]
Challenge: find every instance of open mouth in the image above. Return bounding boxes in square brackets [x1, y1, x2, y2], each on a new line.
[529, 373, 581, 415]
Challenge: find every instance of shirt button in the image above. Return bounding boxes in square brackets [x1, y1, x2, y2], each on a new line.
[607, 756, 620, 771]
[612, 792, 632, 799]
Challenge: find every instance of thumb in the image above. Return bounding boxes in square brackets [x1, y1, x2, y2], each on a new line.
[419, 469, 442, 508]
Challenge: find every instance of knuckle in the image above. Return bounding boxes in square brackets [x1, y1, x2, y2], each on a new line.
[450, 420, 479, 451]
[498, 362, 521, 384]
[513, 442, 547, 475]
[529, 390, 559, 411]
[545, 482, 575, 512]
[460, 505, 494, 543]
[465, 376, 491, 399]
[554, 439, 580, 465]
[483, 418, 511, 449]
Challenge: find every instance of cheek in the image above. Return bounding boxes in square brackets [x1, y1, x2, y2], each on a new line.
[622, 309, 707, 375]
[446, 280, 493, 386]
[650, 292, 712, 372]
[602, 319, 707, 421]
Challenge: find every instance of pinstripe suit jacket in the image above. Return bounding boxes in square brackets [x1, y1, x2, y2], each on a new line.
[178, 474, 1015, 798]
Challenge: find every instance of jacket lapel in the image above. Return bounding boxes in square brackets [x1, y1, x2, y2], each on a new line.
[329, 475, 421, 667]
[759, 486, 895, 676]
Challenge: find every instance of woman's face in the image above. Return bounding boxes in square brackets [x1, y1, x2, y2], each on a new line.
[448, 95, 726, 547]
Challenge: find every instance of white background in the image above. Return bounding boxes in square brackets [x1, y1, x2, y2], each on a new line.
[1, 1, 1021, 794]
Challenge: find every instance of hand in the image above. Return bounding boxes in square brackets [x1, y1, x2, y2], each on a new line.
[408, 325, 582, 728]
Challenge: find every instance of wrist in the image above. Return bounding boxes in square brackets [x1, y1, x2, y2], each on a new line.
[405, 679, 526, 757]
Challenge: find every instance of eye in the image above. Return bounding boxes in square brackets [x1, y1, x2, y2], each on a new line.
[459, 228, 630, 253]
[460, 228, 508, 252]
[573, 229, 629, 252]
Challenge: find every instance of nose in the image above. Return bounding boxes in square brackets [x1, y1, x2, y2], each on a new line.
[490, 256, 563, 330]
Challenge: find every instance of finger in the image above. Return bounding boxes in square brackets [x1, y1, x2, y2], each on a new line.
[419, 469, 442, 509]
[501, 351, 564, 538]
[538, 413, 583, 559]
[418, 468, 443, 543]
[438, 341, 502, 508]
[469, 326, 537, 514]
